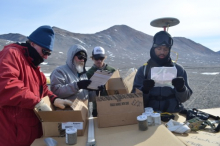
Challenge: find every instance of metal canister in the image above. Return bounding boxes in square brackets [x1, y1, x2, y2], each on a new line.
[65, 127, 77, 145]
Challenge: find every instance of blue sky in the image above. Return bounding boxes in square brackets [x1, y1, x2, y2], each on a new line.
[0, 0, 220, 52]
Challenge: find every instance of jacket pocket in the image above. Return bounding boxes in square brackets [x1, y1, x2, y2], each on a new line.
[16, 116, 42, 145]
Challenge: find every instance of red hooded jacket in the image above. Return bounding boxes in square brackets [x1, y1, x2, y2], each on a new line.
[0, 43, 57, 146]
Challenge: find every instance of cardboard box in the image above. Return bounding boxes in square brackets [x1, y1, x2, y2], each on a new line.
[106, 68, 137, 95]
[97, 93, 144, 128]
[123, 68, 137, 93]
[34, 97, 88, 136]
[87, 68, 136, 94]
[96, 68, 140, 128]
[95, 121, 186, 146]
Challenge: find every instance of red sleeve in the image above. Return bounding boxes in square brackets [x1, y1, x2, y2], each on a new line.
[0, 48, 40, 109]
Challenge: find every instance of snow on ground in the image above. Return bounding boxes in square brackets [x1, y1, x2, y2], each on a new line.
[201, 72, 219, 75]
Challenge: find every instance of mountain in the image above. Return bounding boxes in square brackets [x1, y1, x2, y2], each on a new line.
[0, 33, 26, 42]
[0, 25, 220, 75]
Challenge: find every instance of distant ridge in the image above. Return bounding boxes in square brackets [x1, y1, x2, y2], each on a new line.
[1, 25, 220, 74]
[0, 33, 26, 42]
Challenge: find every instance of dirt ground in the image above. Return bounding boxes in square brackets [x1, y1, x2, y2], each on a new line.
[183, 66, 220, 110]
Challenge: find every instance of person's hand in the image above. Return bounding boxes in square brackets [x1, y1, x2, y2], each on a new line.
[172, 77, 185, 92]
[77, 80, 91, 89]
[54, 98, 73, 109]
[142, 79, 155, 94]
[98, 85, 105, 92]
[35, 99, 52, 111]
[95, 85, 105, 96]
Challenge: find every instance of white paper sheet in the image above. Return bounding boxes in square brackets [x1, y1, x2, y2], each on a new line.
[151, 67, 177, 88]
[87, 70, 113, 89]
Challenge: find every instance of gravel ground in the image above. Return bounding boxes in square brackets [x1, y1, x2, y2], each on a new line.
[183, 66, 220, 109]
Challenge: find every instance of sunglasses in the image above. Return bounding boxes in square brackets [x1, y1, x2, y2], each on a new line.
[94, 57, 104, 61]
[42, 49, 51, 56]
[76, 55, 87, 60]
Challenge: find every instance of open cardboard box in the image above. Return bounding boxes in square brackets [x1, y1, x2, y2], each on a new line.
[105, 68, 137, 95]
[87, 68, 136, 94]
[34, 96, 88, 136]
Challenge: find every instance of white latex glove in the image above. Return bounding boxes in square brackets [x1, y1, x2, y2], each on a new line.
[166, 119, 191, 134]
[54, 98, 73, 109]
[35, 99, 52, 111]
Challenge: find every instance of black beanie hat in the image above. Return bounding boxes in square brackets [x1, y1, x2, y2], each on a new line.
[27, 25, 55, 51]
[152, 31, 173, 48]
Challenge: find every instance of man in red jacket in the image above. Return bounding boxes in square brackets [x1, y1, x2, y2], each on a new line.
[0, 25, 72, 146]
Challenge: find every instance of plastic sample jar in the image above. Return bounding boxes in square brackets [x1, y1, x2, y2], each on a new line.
[137, 115, 148, 131]
[142, 112, 153, 126]
[151, 113, 161, 126]
[144, 107, 154, 113]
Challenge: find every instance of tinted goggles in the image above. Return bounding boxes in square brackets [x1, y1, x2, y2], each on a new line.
[42, 49, 51, 56]
[76, 55, 87, 60]
[94, 57, 104, 61]
[153, 34, 173, 47]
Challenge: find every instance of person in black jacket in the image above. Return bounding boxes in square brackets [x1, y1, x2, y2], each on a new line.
[132, 31, 192, 113]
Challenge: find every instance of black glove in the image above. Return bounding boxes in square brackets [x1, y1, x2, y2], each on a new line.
[77, 80, 91, 89]
[172, 77, 185, 92]
[98, 85, 105, 92]
[95, 85, 105, 96]
[142, 79, 155, 94]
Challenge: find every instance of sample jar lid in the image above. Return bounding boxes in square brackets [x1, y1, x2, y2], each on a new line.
[66, 127, 77, 134]
[137, 115, 147, 121]
[145, 107, 154, 113]
[142, 112, 152, 116]
[151, 113, 160, 117]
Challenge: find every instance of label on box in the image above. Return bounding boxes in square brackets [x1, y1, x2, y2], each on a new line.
[61, 122, 83, 130]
